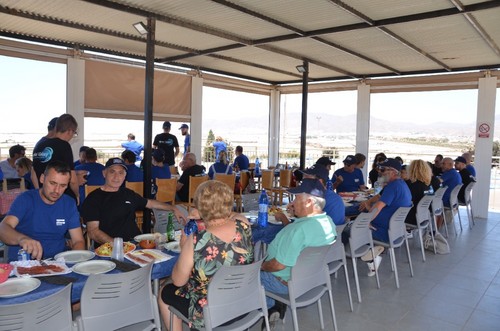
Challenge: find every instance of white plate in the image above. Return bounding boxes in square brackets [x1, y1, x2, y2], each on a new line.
[164, 241, 181, 253]
[72, 260, 116, 276]
[12, 261, 71, 277]
[125, 249, 174, 266]
[134, 234, 155, 242]
[0, 278, 41, 298]
[55, 250, 95, 264]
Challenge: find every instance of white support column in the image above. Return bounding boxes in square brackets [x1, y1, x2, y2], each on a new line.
[268, 89, 280, 168]
[356, 82, 371, 180]
[190, 76, 203, 161]
[66, 58, 85, 161]
[473, 75, 497, 219]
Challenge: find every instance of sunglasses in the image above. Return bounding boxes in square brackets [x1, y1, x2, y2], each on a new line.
[378, 167, 393, 173]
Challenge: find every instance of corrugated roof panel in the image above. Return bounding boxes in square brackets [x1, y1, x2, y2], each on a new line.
[473, 7, 500, 48]
[347, 0, 452, 20]
[390, 15, 500, 68]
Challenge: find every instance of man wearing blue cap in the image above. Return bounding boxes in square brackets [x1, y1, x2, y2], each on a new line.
[179, 124, 190, 155]
[153, 121, 179, 166]
[333, 155, 367, 193]
[261, 178, 336, 328]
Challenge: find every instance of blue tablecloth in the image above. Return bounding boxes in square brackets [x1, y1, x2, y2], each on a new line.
[0, 250, 179, 305]
[251, 223, 284, 244]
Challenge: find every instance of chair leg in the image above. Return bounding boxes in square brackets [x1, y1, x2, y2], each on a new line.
[456, 208, 463, 231]
[327, 289, 338, 331]
[351, 257, 362, 303]
[291, 305, 299, 331]
[371, 246, 381, 289]
[405, 238, 414, 277]
[317, 298, 324, 329]
[342, 262, 354, 312]
[390, 248, 399, 289]
[441, 213, 449, 238]
[417, 229, 426, 262]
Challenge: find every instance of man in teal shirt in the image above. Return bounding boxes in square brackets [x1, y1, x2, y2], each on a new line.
[260, 178, 337, 328]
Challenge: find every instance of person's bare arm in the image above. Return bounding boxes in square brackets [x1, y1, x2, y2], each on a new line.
[368, 201, 386, 230]
[176, 182, 184, 192]
[174, 147, 180, 158]
[261, 258, 286, 272]
[0, 216, 43, 260]
[86, 221, 113, 245]
[146, 200, 187, 225]
[68, 227, 86, 250]
[172, 233, 194, 286]
[30, 168, 39, 189]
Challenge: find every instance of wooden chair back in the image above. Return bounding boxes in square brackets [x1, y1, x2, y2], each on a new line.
[85, 185, 101, 197]
[156, 178, 177, 204]
[261, 170, 274, 191]
[279, 169, 292, 188]
[214, 173, 236, 192]
[126, 181, 144, 197]
[178, 175, 208, 211]
[239, 171, 250, 194]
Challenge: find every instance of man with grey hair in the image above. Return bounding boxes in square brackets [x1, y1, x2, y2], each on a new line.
[461, 152, 476, 177]
[260, 178, 337, 329]
[176, 152, 205, 202]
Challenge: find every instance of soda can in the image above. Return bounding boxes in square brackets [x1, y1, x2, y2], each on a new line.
[18, 249, 31, 261]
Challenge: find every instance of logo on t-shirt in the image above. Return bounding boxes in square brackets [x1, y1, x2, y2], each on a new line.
[33, 147, 54, 163]
[56, 219, 65, 226]
[159, 139, 174, 146]
[125, 201, 131, 204]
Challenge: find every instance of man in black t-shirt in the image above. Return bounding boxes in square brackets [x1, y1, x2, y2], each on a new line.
[32, 114, 79, 201]
[153, 121, 179, 166]
[454, 156, 475, 204]
[81, 158, 186, 247]
[176, 153, 205, 202]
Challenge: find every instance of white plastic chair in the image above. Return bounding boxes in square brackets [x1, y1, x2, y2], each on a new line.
[374, 207, 413, 288]
[459, 181, 476, 229]
[431, 186, 448, 237]
[345, 211, 380, 303]
[326, 235, 353, 312]
[444, 184, 464, 234]
[265, 245, 338, 331]
[169, 259, 270, 331]
[75, 263, 160, 331]
[407, 195, 435, 261]
[0, 284, 73, 331]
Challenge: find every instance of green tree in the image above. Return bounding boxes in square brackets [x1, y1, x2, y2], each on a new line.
[203, 130, 215, 162]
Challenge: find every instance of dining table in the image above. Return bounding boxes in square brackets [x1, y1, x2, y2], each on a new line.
[0, 246, 179, 305]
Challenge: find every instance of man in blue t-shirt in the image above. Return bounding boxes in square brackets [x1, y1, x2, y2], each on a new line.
[333, 155, 367, 193]
[461, 152, 476, 177]
[75, 148, 105, 207]
[441, 157, 462, 207]
[121, 133, 144, 161]
[179, 124, 191, 155]
[0, 161, 85, 261]
[212, 136, 227, 161]
[121, 150, 143, 182]
[232, 145, 249, 171]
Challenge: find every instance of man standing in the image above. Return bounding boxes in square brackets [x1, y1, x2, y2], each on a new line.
[81, 158, 186, 247]
[0, 144, 26, 179]
[454, 156, 475, 203]
[153, 121, 179, 166]
[261, 178, 336, 326]
[212, 136, 227, 161]
[461, 152, 476, 177]
[333, 155, 367, 192]
[176, 153, 205, 202]
[32, 114, 80, 201]
[121, 133, 144, 161]
[440, 157, 462, 207]
[232, 145, 249, 171]
[0, 161, 85, 261]
[34, 117, 58, 150]
[179, 124, 190, 155]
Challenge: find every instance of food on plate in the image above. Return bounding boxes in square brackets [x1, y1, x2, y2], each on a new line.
[126, 254, 149, 264]
[17, 264, 64, 275]
[0, 264, 13, 283]
[139, 239, 156, 249]
[95, 242, 136, 257]
[268, 206, 282, 215]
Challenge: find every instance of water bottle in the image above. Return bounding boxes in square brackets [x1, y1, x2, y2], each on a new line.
[167, 212, 175, 242]
[255, 158, 261, 176]
[112, 237, 124, 261]
[374, 180, 382, 195]
[258, 189, 269, 227]
[326, 179, 333, 191]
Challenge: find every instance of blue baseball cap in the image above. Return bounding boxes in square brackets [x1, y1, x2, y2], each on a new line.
[343, 155, 356, 166]
[288, 178, 325, 198]
[378, 158, 402, 171]
[302, 164, 329, 182]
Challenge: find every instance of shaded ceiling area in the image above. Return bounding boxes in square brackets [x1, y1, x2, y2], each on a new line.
[0, 0, 499, 85]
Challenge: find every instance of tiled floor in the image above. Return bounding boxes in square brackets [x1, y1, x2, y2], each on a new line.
[244, 204, 500, 331]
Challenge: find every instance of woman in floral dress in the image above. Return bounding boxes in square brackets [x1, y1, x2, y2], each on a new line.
[159, 180, 254, 330]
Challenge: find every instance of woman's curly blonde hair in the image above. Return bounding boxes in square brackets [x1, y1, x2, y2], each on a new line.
[407, 159, 432, 186]
[194, 180, 233, 222]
